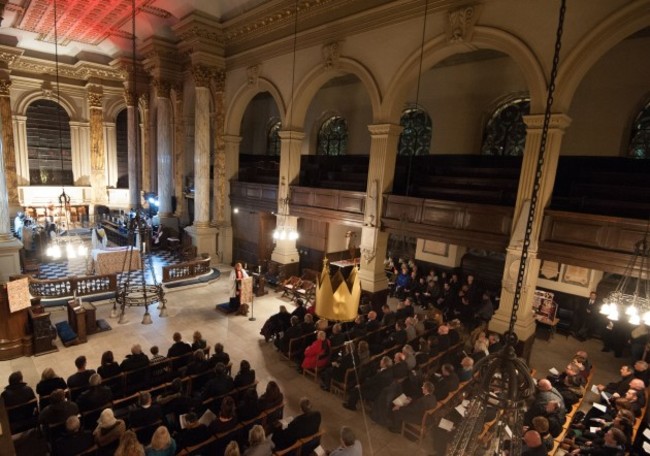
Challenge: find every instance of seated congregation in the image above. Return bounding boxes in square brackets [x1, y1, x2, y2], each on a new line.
[0, 329, 332, 456]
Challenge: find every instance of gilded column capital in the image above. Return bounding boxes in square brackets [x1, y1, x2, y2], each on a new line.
[523, 113, 572, 131]
[191, 64, 215, 88]
[0, 79, 11, 97]
[153, 79, 171, 98]
[88, 91, 103, 109]
[367, 123, 403, 137]
[212, 70, 226, 93]
[123, 90, 136, 107]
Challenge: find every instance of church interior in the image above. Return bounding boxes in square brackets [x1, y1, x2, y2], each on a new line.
[0, 0, 650, 455]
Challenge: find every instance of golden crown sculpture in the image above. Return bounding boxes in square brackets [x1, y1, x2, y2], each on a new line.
[315, 257, 361, 322]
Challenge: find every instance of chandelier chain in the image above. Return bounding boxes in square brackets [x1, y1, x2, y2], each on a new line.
[510, 0, 566, 334]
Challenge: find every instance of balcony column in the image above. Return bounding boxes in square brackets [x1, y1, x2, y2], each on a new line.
[271, 130, 303, 268]
[358, 123, 402, 309]
[491, 113, 572, 359]
[0, 79, 19, 215]
[185, 66, 218, 258]
[0, 100, 21, 281]
[219, 134, 242, 264]
[12, 115, 29, 186]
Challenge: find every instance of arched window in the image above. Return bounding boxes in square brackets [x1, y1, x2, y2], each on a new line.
[115, 109, 129, 188]
[317, 116, 348, 156]
[481, 97, 530, 156]
[398, 108, 432, 156]
[267, 120, 281, 156]
[26, 99, 73, 185]
[629, 102, 650, 159]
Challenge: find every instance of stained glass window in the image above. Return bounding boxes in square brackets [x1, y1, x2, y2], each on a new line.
[629, 102, 650, 159]
[398, 108, 432, 156]
[267, 120, 281, 156]
[481, 98, 530, 156]
[317, 116, 348, 155]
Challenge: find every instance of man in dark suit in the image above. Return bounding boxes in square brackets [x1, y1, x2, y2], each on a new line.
[343, 356, 394, 410]
[66, 356, 96, 389]
[120, 344, 150, 372]
[176, 412, 211, 450]
[1, 371, 36, 407]
[392, 353, 409, 380]
[273, 397, 321, 450]
[487, 333, 503, 354]
[383, 321, 407, 350]
[128, 391, 162, 428]
[53, 415, 94, 456]
[389, 381, 437, 431]
[433, 364, 460, 401]
[167, 332, 193, 358]
[275, 315, 303, 354]
[200, 363, 234, 402]
[39, 389, 79, 426]
[381, 304, 396, 327]
[77, 373, 112, 412]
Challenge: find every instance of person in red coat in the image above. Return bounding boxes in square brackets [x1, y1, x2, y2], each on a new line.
[302, 331, 331, 370]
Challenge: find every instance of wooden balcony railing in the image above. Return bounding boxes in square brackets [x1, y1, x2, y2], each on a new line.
[229, 181, 278, 213]
[28, 274, 118, 299]
[289, 186, 366, 227]
[162, 256, 212, 283]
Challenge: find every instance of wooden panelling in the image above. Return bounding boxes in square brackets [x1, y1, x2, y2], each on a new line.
[289, 186, 365, 227]
[230, 181, 277, 213]
[539, 210, 649, 274]
[381, 195, 513, 252]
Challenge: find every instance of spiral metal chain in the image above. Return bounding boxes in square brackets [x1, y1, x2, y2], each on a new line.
[509, 0, 567, 335]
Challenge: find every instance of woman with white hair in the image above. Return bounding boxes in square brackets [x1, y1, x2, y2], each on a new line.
[146, 425, 176, 456]
[243, 424, 274, 456]
[93, 408, 126, 450]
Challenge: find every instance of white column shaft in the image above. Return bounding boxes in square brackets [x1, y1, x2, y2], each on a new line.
[194, 86, 210, 227]
[127, 105, 139, 209]
[157, 97, 173, 216]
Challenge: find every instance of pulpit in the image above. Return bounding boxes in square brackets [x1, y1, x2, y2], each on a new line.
[0, 284, 33, 360]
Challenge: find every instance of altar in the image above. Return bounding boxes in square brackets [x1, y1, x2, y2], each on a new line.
[92, 248, 141, 275]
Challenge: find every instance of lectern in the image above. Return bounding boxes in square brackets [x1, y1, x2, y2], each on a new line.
[0, 284, 33, 360]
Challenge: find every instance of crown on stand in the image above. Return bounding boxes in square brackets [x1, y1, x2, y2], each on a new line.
[315, 257, 361, 322]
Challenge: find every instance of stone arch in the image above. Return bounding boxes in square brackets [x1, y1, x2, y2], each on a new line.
[225, 77, 286, 136]
[554, 0, 650, 112]
[285, 57, 382, 130]
[15, 90, 79, 120]
[104, 97, 127, 122]
[382, 26, 547, 123]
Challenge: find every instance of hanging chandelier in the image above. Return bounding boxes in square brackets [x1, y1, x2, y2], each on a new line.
[599, 232, 650, 325]
[272, 0, 300, 243]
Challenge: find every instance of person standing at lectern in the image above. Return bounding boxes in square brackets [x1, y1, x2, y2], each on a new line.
[229, 263, 249, 311]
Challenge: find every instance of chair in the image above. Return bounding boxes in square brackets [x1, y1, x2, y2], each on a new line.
[556, 307, 575, 336]
[6, 398, 39, 435]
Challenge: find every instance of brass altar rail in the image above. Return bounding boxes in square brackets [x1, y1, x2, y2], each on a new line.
[28, 274, 118, 299]
[162, 256, 211, 283]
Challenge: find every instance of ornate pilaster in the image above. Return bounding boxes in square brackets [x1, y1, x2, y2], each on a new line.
[193, 66, 213, 229]
[271, 130, 304, 265]
[0, 95, 22, 281]
[0, 78, 18, 208]
[211, 71, 227, 227]
[87, 86, 107, 207]
[12, 115, 29, 186]
[138, 94, 151, 194]
[490, 113, 572, 342]
[358, 124, 402, 297]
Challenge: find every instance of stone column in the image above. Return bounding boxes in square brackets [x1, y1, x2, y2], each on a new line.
[124, 91, 139, 209]
[358, 124, 402, 309]
[271, 130, 303, 266]
[490, 114, 572, 358]
[138, 94, 151, 194]
[172, 85, 185, 222]
[211, 72, 227, 227]
[185, 66, 218, 258]
[154, 80, 175, 226]
[88, 88, 107, 206]
[12, 115, 29, 186]
[0, 100, 22, 282]
[0, 79, 19, 214]
[219, 134, 242, 264]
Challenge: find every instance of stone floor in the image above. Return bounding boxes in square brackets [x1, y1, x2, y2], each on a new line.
[0, 264, 626, 455]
